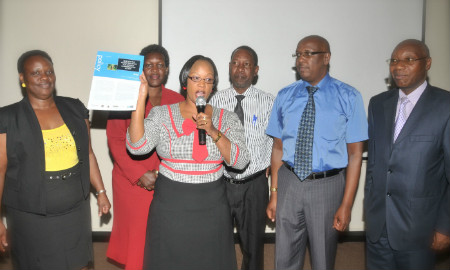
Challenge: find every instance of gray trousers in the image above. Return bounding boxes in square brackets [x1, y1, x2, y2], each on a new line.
[275, 164, 345, 270]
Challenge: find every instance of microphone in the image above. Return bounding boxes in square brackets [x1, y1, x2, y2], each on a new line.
[196, 96, 207, 145]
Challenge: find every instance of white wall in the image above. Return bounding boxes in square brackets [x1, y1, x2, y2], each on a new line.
[162, 0, 424, 232]
[162, 0, 423, 110]
[426, 0, 450, 90]
[0, 0, 159, 231]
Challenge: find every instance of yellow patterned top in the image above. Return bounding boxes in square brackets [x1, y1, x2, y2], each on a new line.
[42, 124, 79, 171]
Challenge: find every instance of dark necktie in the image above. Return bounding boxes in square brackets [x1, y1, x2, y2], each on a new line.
[234, 95, 245, 125]
[294, 86, 318, 181]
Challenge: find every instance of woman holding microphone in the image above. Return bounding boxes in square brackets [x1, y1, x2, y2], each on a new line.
[126, 55, 249, 270]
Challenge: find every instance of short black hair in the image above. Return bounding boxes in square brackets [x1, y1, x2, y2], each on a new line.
[17, 50, 53, 73]
[140, 44, 170, 67]
[179, 55, 219, 92]
[230, 45, 258, 66]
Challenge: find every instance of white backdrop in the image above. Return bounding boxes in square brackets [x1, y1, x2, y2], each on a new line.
[162, 0, 423, 109]
[161, 0, 423, 231]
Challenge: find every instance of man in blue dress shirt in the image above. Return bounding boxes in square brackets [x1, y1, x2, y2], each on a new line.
[266, 35, 368, 270]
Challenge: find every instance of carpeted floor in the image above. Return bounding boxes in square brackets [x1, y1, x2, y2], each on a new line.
[0, 241, 449, 270]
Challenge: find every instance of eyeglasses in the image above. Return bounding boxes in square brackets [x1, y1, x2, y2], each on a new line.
[292, 51, 327, 59]
[188, 76, 214, 84]
[386, 57, 428, 66]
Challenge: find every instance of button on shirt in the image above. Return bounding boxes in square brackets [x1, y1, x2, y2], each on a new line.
[266, 74, 368, 172]
[209, 85, 275, 179]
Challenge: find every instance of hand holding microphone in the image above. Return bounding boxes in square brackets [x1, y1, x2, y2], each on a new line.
[195, 96, 207, 145]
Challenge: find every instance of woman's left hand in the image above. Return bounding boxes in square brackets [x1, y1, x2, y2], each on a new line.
[138, 73, 150, 99]
[194, 111, 218, 138]
[97, 193, 111, 217]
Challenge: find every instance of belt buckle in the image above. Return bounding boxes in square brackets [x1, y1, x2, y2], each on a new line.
[307, 171, 324, 180]
[226, 177, 246, 185]
[225, 177, 237, 184]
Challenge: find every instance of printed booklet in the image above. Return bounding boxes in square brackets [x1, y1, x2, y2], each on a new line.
[87, 51, 144, 110]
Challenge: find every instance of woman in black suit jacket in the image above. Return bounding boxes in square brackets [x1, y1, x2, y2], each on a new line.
[0, 50, 110, 270]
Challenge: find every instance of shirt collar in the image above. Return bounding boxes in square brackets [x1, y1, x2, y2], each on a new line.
[302, 73, 331, 92]
[231, 85, 255, 97]
[399, 80, 427, 106]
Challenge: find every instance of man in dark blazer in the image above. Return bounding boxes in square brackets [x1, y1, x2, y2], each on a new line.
[365, 39, 450, 270]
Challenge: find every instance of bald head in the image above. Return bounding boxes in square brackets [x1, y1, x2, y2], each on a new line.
[393, 39, 430, 58]
[298, 35, 331, 54]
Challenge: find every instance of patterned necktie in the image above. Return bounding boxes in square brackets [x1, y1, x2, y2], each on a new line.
[393, 96, 410, 142]
[234, 95, 245, 125]
[294, 86, 318, 181]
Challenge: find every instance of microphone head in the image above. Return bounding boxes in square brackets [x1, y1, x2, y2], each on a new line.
[195, 96, 207, 107]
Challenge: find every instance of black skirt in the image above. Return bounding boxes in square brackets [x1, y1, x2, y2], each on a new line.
[6, 164, 93, 270]
[144, 174, 237, 270]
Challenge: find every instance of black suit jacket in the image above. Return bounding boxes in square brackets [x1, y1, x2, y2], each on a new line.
[364, 84, 450, 250]
[0, 96, 91, 215]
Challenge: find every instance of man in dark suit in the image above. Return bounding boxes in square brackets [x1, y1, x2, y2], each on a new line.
[365, 39, 450, 270]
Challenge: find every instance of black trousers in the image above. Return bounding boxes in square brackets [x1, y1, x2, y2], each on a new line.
[225, 171, 269, 270]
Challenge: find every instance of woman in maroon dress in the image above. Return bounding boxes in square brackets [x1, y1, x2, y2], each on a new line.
[106, 44, 184, 270]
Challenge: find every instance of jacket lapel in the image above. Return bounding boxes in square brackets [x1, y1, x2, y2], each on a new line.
[22, 98, 46, 174]
[382, 90, 398, 150]
[56, 97, 75, 136]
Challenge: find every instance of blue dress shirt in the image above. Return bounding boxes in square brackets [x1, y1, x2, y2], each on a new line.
[266, 74, 368, 172]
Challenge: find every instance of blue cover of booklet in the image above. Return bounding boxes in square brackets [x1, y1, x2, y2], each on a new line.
[88, 51, 144, 111]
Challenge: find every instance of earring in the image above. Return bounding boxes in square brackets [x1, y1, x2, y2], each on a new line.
[21, 82, 26, 88]
[182, 86, 187, 90]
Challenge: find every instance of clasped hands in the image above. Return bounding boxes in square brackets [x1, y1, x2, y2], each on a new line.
[137, 170, 159, 191]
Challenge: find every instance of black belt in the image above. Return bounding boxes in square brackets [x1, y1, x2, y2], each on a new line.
[284, 163, 343, 180]
[44, 164, 80, 180]
[224, 169, 266, 185]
